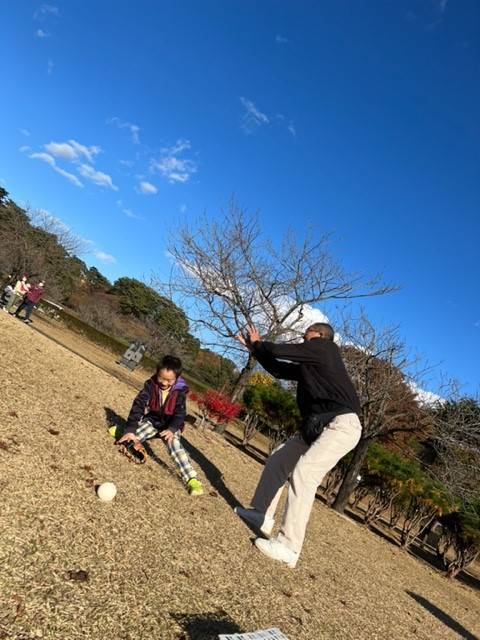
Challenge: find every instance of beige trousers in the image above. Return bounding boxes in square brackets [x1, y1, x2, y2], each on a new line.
[251, 413, 362, 554]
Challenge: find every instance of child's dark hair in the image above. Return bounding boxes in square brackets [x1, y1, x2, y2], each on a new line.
[157, 355, 182, 376]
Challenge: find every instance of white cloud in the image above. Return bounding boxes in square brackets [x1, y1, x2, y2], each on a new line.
[409, 381, 443, 407]
[107, 117, 140, 144]
[47, 59, 54, 75]
[116, 199, 143, 219]
[54, 166, 84, 187]
[161, 139, 191, 156]
[44, 142, 77, 161]
[278, 302, 331, 341]
[119, 159, 134, 168]
[19, 128, 31, 137]
[22, 139, 114, 190]
[29, 151, 55, 166]
[78, 164, 118, 190]
[150, 157, 196, 184]
[34, 4, 59, 20]
[138, 180, 157, 195]
[275, 34, 288, 44]
[240, 97, 270, 133]
[123, 207, 143, 220]
[150, 138, 197, 184]
[69, 140, 101, 163]
[180, 204, 187, 213]
[93, 250, 116, 263]
[27, 151, 83, 187]
[44, 139, 101, 163]
[240, 99, 296, 138]
[36, 29, 50, 38]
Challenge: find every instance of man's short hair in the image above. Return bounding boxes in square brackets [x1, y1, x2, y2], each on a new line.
[307, 322, 335, 341]
[157, 355, 183, 376]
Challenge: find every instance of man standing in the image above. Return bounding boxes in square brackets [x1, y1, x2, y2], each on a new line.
[235, 323, 362, 568]
[14, 281, 45, 324]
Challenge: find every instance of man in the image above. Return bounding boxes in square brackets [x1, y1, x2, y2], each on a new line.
[14, 281, 44, 323]
[235, 323, 362, 568]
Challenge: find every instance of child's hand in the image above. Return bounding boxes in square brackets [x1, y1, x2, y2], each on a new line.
[159, 429, 175, 445]
[117, 432, 139, 444]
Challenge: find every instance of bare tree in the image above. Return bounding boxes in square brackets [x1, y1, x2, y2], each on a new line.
[160, 202, 397, 399]
[28, 208, 89, 257]
[430, 392, 480, 502]
[332, 311, 431, 513]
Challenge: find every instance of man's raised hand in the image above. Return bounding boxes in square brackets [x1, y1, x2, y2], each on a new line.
[235, 332, 251, 351]
[235, 324, 261, 351]
[247, 325, 261, 344]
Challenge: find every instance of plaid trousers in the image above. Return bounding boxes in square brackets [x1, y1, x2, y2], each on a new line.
[135, 419, 197, 484]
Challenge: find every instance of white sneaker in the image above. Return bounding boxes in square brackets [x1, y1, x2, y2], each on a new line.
[234, 507, 274, 536]
[254, 537, 299, 568]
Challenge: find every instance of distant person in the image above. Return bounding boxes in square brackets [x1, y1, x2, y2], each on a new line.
[235, 323, 362, 568]
[1, 283, 13, 308]
[14, 281, 44, 323]
[0, 273, 13, 293]
[117, 355, 204, 496]
[5, 275, 30, 312]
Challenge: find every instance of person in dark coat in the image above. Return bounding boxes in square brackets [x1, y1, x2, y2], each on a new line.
[14, 281, 44, 323]
[235, 323, 362, 568]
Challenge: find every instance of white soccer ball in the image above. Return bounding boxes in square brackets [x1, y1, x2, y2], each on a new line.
[96, 482, 117, 502]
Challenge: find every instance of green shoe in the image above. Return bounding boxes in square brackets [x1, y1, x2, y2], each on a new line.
[187, 478, 204, 496]
[108, 424, 123, 440]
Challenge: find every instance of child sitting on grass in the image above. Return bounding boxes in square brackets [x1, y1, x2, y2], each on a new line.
[117, 355, 203, 496]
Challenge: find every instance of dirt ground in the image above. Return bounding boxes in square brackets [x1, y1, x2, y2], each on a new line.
[0, 312, 479, 640]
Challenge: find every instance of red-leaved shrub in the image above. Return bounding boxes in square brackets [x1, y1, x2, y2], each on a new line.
[197, 390, 241, 425]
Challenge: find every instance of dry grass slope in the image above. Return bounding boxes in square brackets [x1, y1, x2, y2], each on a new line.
[0, 312, 479, 640]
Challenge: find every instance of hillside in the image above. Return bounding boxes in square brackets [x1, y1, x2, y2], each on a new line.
[0, 312, 479, 640]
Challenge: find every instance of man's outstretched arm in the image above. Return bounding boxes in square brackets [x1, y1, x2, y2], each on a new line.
[255, 339, 316, 363]
[253, 344, 300, 381]
[235, 328, 299, 381]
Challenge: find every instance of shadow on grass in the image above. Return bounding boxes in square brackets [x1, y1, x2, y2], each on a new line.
[223, 431, 268, 466]
[170, 610, 244, 639]
[104, 406, 127, 432]
[181, 437, 242, 511]
[406, 591, 479, 640]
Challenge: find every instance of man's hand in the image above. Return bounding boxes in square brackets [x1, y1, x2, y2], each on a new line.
[159, 429, 175, 445]
[247, 325, 261, 344]
[235, 332, 251, 350]
[117, 432, 139, 445]
[235, 324, 261, 351]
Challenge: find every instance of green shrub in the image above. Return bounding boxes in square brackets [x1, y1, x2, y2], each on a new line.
[358, 443, 457, 546]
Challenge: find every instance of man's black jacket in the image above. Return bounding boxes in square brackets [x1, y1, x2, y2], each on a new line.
[252, 337, 361, 429]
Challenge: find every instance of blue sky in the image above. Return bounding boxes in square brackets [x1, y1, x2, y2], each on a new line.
[1, 1, 479, 394]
